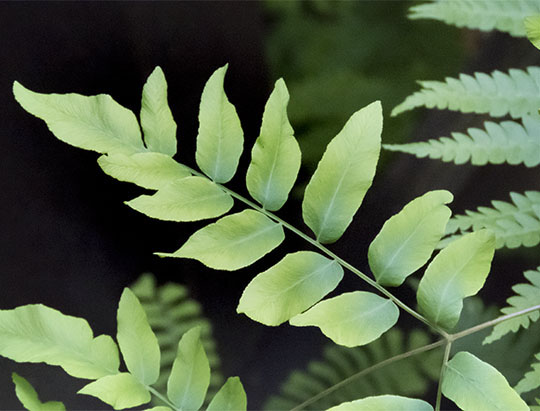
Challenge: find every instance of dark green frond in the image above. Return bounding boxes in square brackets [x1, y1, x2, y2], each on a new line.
[263, 328, 440, 411]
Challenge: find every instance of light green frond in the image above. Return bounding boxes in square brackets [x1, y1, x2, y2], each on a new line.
[409, 0, 540, 37]
[263, 328, 440, 411]
[515, 352, 540, 395]
[441, 191, 540, 249]
[130, 274, 224, 406]
[484, 267, 540, 344]
[392, 67, 540, 119]
[384, 117, 540, 167]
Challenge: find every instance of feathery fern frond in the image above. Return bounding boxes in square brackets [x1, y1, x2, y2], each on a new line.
[130, 273, 224, 404]
[516, 352, 540, 395]
[263, 328, 440, 411]
[484, 267, 540, 344]
[383, 116, 540, 167]
[441, 191, 540, 249]
[391, 67, 540, 119]
[409, 0, 540, 37]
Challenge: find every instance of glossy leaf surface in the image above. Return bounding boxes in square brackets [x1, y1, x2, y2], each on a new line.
[159, 210, 285, 270]
[0, 304, 119, 379]
[167, 327, 210, 411]
[126, 176, 233, 222]
[79, 373, 151, 410]
[246, 78, 301, 211]
[369, 190, 453, 286]
[117, 288, 160, 385]
[196, 64, 243, 183]
[12, 373, 65, 411]
[207, 377, 247, 411]
[417, 230, 495, 330]
[98, 153, 190, 190]
[13, 82, 145, 155]
[328, 395, 433, 411]
[237, 251, 343, 325]
[302, 101, 382, 243]
[290, 291, 399, 347]
[442, 352, 528, 410]
[141, 66, 177, 156]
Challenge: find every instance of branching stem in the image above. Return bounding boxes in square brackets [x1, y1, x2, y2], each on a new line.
[147, 385, 179, 410]
[184, 165, 449, 338]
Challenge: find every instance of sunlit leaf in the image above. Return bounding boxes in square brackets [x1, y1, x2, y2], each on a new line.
[246, 78, 301, 211]
[126, 176, 233, 222]
[442, 351, 528, 411]
[290, 291, 399, 347]
[207, 377, 247, 411]
[98, 153, 190, 190]
[12, 373, 65, 411]
[237, 251, 343, 325]
[159, 209, 284, 270]
[327, 395, 433, 411]
[526, 15, 540, 50]
[13, 82, 145, 155]
[79, 373, 151, 410]
[302, 101, 382, 243]
[0, 304, 119, 379]
[167, 327, 210, 411]
[369, 190, 453, 287]
[117, 288, 160, 385]
[417, 230, 495, 330]
[196, 64, 244, 183]
[141, 66, 177, 156]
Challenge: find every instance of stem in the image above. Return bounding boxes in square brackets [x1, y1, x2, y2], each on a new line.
[184, 165, 448, 338]
[435, 341, 452, 411]
[147, 386, 179, 410]
[450, 303, 540, 341]
[290, 339, 446, 411]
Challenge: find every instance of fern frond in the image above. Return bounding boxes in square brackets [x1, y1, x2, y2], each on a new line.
[130, 274, 224, 404]
[484, 267, 540, 344]
[383, 117, 540, 167]
[263, 328, 440, 411]
[441, 191, 540, 249]
[409, 0, 540, 37]
[516, 352, 540, 395]
[392, 67, 540, 119]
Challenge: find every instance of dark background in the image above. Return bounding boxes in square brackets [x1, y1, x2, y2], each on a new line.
[1, 2, 539, 409]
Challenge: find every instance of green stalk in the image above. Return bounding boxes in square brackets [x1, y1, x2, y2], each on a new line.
[184, 165, 449, 338]
[435, 341, 452, 411]
[147, 386, 179, 410]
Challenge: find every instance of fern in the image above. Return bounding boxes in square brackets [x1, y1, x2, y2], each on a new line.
[409, 0, 540, 37]
[383, 116, 540, 167]
[391, 67, 540, 119]
[130, 273, 224, 405]
[484, 267, 540, 344]
[263, 328, 440, 411]
[516, 352, 540, 395]
[440, 191, 540, 249]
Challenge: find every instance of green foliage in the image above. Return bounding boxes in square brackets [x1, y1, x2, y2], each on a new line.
[526, 15, 540, 49]
[0, 286, 245, 410]
[442, 191, 540, 249]
[302, 101, 382, 244]
[417, 230, 496, 330]
[442, 351, 528, 410]
[328, 395, 434, 411]
[237, 251, 343, 326]
[516, 352, 540, 394]
[264, 328, 440, 410]
[485, 267, 540, 344]
[409, 0, 540, 37]
[290, 291, 399, 348]
[12, 373, 65, 411]
[384, 117, 540, 167]
[392, 67, 540, 119]
[206, 377, 247, 411]
[129, 274, 223, 404]
[368, 190, 453, 287]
